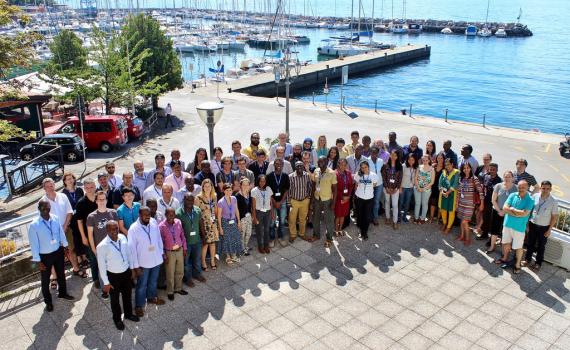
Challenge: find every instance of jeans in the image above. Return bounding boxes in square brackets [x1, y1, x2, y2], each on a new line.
[525, 222, 549, 265]
[270, 203, 288, 240]
[372, 184, 383, 220]
[355, 197, 374, 238]
[255, 210, 272, 248]
[313, 199, 334, 241]
[384, 189, 400, 223]
[399, 187, 414, 221]
[184, 242, 203, 280]
[413, 188, 431, 220]
[135, 265, 160, 308]
[87, 246, 103, 287]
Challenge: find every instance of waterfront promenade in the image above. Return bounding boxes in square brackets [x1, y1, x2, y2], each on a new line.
[1, 86, 569, 349]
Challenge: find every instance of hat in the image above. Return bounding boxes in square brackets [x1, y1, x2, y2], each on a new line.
[303, 137, 313, 144]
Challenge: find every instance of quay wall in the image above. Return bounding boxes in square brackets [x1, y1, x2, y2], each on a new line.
[230, 45, 431, 97]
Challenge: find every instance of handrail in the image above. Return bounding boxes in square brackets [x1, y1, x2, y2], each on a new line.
[5, 145, 64, 195]
[554, 197, 570, 235]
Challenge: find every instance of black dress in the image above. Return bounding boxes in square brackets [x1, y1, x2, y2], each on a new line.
[62, 187, 85, 255]
[429, 167, 443, 206]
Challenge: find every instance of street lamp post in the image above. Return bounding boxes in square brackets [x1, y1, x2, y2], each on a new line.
[196, 102, 224, 157]
[277, 48, 302, 136]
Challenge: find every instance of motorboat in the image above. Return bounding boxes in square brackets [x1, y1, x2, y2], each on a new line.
[317, 39, 369, 57]
[441, 27, 453, 34]
[495, 27, 507, 37]
[478, 27, 492, 37]
[408, 23, 422, 34]
[390, 21, 408, 34]
[465, 25, 478, 36]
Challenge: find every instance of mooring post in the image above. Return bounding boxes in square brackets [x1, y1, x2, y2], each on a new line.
[375, 99, 378, 113]
[483, 113, 486, 128]
[409, 104, 413, 118]
[312, 92, 315, 105]
[445, 108, 448, 122]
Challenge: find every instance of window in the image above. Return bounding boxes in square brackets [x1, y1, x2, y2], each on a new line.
[84, 121, 112, 132]
[55, 138, 74, 145]
[60, 123, 76, 133]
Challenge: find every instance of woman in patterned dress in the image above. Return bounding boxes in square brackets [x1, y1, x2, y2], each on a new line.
[456, 162, 483, 245]
[217, 183, 243, 264]
[334, 159, 354, 235]
[438, 158, 460, 234]
[197, 179, 219, 271]
[429, 152, 445, 223]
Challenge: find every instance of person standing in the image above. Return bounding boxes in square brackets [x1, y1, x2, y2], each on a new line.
[488, 171, 517, 254]
[311, 157, 337, 247]
[158, 208, 188, 300]
[164, 103, 174, 128]
[334, 159, 353, 235]
[128, 207, 165, 317]
[442, 140, 458, 168]
[402, 136, 423, 164]
[96, 220, 139, 330]
[288, 161, 313, 242]
[476, 162, 502, 240]
[251, 175, 274, 253]
[61, 173, 85, 278]
[495, 180, 534, 274]
[230, 140, 251, 170]
[193, 160, 216, 186]
[196, 179, 219, 271]
[386, 132, 403, 162]
[146, 154, 172, 189]
[326, 147, 339, 171]
[117, 188, 141, 235]
[87, 191, 119, 298]
[400, 154, 418, 223]
[76, 178, 99, 286]
[243, 132, 267, 160]
[210, 147, 224, 176]
[456, 163, 483, 245]
[342, 130, 360, 157]
[133, 160, 148, 197]
[236, 178, 254, 255]
[236, 156, 255, 185]
[438, 159, 460, 234]
[176, 193, 207, 287]
[523, 181, 559, 272]
[142, 172, 165, 205]
[316, 135, 328, 159]
[458, 144, 479, 171]
[248, 149, 269, 184]
[169, 149, 186, 172]
[216, 156, 237, 196]
[29, 200, 74, 312]
[346, 144, 366, 174]
[267, 158, 290, 247]
[112, 172, 142, 208]
[269, 132, 293, 161]
[414, 155, 435, 224]
[353, 160, 378, 240]
[367, 146, 384, 226]
[381, 150, 403, 229]
[104, 162, 122, 189]
[217, 183, 243, 264]
[175, 175, 202, 203]
[157, 184, 180, 215]
[429, 153, 445, 223]
[267, 146, 294, 174]
[97, 173, 115, 209]
[513, 158, 538, 194]
[165, 160, 190, 192]
[186, 148, 208, 175]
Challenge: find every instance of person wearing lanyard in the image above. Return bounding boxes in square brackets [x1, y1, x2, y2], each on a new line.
[196, 179, 219, 271]
[267, 159, 291, 247]
[96, 220, 140, 330]
[346, 144, 366, 174]
[158, 208, 188, 300]
[117, 188, 141, 235]
[193, 160, 216, 186]
[251, 175, 274, 254]
[217, 183, 243, 264]
[334, 159, 354, 236]
[381, 150, 403, 229]
[112, 172, 142, 208]
[210, 147, 224, 176]
[236, 178, 254, 255]
[165, 160, 190, 192]
[230, 140, 250, 171]
[133, 160, 148, 198]
[311, 156, 338, 247]
[367, 146, 384, 226]
[157, 184, 181, 216]
[128, 207, 165, 317]
[326, 146, 339, 171]
[248, 149, 269, 185]
[142, 172, 165, 206]
[176, 193, 207, 287]
[288, 161, 313, 242]
[353, 160, 378, 240]
[176, 175, 202, 203]
[216, 156, 237, 196]
[28, 200, 74, 312]
[400, 154, 418, 223]
[236, 156, 255, 185]
[105, 161, 123, 189]
[61, 172, 85, 278]
[523, 181, 559, 272]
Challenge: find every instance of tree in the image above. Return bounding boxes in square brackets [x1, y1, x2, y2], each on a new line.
[120, 14, 182, 108]
[0, 0, 41, 79]
[46, 29, 88, 73]
[0, 120, 33, 142]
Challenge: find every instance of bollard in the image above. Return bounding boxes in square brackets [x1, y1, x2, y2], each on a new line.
[483, 113, 486, 128]
[312, 92, 315, 105]
[445, 108, 448, 122]
[409, 104, 413, 118]
[375, 100, 378, 113]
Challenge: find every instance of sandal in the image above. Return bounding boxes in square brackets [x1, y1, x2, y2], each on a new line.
[225, 257, 234, 265]
[211, 264, 217, 270]
[73, 269, 88, 278]
[324, 240, 332, 248]
[201, 265, 208, 272]
[513, 267, 522, 274]
[485, 249, 495, 255]
[494, 258, 507, 265]
[50, 278, 57, 289]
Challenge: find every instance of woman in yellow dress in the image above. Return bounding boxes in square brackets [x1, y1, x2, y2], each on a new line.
[438, 158, 460, 234]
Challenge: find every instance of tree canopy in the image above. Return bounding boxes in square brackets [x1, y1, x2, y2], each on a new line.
[46, 29, 88, 73]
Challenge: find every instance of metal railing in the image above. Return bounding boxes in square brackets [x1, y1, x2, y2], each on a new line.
[144, 111, 158, 132]
[554, 198, 570, 235]
[3, 146, 64, 195]
[0, 212, 37, 263]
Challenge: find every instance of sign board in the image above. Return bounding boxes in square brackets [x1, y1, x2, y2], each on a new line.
[341, 66, 348, 84]
[274, 70, 281, 83]
[188, 63, 194, 71]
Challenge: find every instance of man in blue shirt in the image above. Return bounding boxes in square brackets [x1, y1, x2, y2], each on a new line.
[495, 180, 535, 274]
[28, 199, 75, 312]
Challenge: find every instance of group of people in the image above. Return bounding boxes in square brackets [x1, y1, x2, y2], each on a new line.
[28, 130, 560, 329]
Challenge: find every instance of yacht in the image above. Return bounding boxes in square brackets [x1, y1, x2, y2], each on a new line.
[495, 27, 507, 37]
[390, 21, 409, 34]
[465, 25, 478, 36]
[478, 27, 492, 37]
[408, 23, 422, 34]
[441, 27, 453, 34]
[317, 39, 369, 57]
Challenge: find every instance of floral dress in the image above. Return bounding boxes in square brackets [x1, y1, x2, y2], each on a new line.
[196, 194, 219, 243]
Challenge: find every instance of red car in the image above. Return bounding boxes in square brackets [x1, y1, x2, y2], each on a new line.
[122, 114, 145, 140]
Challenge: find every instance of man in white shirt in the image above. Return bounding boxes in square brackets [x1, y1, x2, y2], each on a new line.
[128, 207, 165, 317]
[269, 132, 293, 161]
[164, 160, 190, 192]
[105, 161, 123, 189]
[230, 140, 251, 170]
[143, 172, 165, 206]
[157, 184, 180, 215]
[133, 160, 149, 196]
[96, 220, 140, 330]
[175, 175, 201, 203]
[367, 146, 385, 225]
[346, 144, 368, 174]
[267, 146, 294, 174]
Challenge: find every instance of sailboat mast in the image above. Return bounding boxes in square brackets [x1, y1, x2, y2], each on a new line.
[350, 0, 354, 40]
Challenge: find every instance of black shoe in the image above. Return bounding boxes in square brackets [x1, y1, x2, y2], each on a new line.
[125, 315, 140, 322]
[45, 303, 54, 312]
[175, 290, 188, 295]
[168, 294, 174, 301]
[58, 294, 75, 301]
[101, 292, 109, 299]
[157, 285, 167, 290]
[475, 234, 488, 241]
[114, 320, 125, 330]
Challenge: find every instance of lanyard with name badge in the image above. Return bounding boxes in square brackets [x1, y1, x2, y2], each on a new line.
[223, 197, 235, 224]
[274, 172, 282, 197]
[110, 239, 125, 263]
[186, 208, 197, 236]
[342, 171, 349, 194]
[142, 224, 155, 251]
[167, 222, 180, 249]
[42, 219, 57, 245]
[260, 189, 267, 209]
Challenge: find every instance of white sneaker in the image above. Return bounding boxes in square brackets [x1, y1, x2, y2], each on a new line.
[269, 240, 275, 248]
[279, 239, 288, 247]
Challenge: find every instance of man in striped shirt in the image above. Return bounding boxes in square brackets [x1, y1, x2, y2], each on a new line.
[288, 161, 313, 242]
[513, 158, 538, 194]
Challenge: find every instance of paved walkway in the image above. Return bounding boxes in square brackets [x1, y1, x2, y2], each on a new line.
[1, 222, 569, 350]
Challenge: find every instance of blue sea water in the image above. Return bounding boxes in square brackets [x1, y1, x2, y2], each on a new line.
[63, 0, 570, 134]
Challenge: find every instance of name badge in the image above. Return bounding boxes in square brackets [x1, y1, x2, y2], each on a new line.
[389, 179, 395, 183]
[316, 187, 321, 192]
[245, 213, 251, 218]
[343, 189, 348, 194]
[228, 220, 235, 225]
[190, 231, 197, 236]
[210, 216, 216, 223]
[460, 193, 465, 199]
[50, 239, 57, 245]
[275, 192, 281, 197]
[172, 244, 180, 250]
[442, 187, 448, 192]
[148, 245, 155, 252]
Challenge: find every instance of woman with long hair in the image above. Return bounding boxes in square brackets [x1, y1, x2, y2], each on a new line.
[353, 160, 378, 240]
[61, 172, 86, 278]
[316, 135, 328, 158]
[327, 146, 340, 170]
[381, 150, 403, 229]
[210, 147, 224, 176]
[438, 158, 460, 234]
[456, 162, 483, 245]
[429, 152, 445, 223]
[488, 171, 517, 253]
[217, 183, 243, 264]
[186, 147, 208, 175]
[425, 140, 437, 163]
[251, 175, 274, 254]
[334, 159, 353, 235]
[414, 155, 435, 224]
[236, 178, 253, 256]
[196, 179, 219, 271]
[400, 154, 418, 223]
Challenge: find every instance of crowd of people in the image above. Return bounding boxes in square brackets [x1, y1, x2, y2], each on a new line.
[28, 130, 560, 330]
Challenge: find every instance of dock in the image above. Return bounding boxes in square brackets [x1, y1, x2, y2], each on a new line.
[228, 44, 431, 97]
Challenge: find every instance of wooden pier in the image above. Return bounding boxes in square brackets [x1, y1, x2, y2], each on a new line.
[228, 44, 431, 97]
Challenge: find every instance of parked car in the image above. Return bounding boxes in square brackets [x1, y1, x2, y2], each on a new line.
[50, 115, 128, 152]
[123, 114, 145, 140]
[20, 133, 86, 162]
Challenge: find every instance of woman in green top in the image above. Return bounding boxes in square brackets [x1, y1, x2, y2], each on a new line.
[438, 158, 460, 234]
[316, 135, 328, 158]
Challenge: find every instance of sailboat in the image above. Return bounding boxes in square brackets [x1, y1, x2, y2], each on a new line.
[477, 0, 492, 37]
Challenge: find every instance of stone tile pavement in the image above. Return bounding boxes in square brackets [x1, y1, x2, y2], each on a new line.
[1, 222, 569, 350]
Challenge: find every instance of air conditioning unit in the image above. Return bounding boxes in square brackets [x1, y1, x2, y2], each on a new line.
[543, 229, 570, 271]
